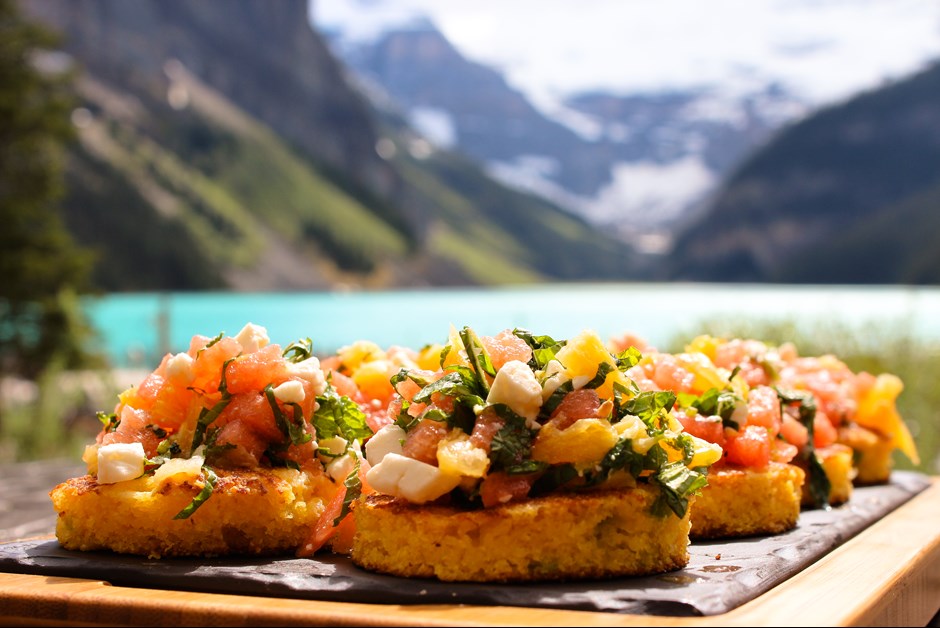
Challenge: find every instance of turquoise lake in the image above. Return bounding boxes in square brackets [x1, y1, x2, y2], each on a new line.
[83, 283, 940, 368]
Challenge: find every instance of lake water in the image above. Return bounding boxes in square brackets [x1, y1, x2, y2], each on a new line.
[83, 283, 940, 368]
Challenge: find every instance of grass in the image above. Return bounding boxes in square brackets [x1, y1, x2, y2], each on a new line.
[0, 366, 135, 463]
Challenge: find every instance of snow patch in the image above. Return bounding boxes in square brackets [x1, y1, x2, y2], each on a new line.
[409, 106, 457, 148]
[586, 156, 716, 228]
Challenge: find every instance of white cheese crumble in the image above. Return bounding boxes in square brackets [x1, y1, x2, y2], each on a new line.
[318, 435, 348, 457]
[365, 453, 461, 504]
[234, 322, 269, 354]
[286, 357, 327, 396]
[326, 453, 357, 482]
[364, 424, 406, 466]
[96, 442, 146, 484]
[540, 359, 568, 401]
[272, 380, 305, 404]
[486, 360, 543, 427]
[165, 352, 195, 386]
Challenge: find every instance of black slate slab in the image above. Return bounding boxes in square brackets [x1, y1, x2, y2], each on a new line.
[0, 471, 929, 617]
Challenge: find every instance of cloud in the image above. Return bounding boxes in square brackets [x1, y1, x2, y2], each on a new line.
[313, 0, 940, 105]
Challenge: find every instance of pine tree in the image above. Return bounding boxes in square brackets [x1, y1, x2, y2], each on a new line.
[0, 0, 94, 383]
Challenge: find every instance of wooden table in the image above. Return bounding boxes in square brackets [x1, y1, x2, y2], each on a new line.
[1, 460, 939, 627]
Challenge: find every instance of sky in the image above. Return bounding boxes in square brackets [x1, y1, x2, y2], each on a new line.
[312, 0, 940, 107]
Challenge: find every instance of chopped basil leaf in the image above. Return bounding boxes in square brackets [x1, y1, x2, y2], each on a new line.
[146, 424, 168, 439]
[651, 461, 708, 519]
[97, 411, 120, 433]
[190, 394, 231, 452]
[334, 457, 363, 526]
[488, 404, 537, 471]
[614, 346, 643, 370]
[540, 379, 573, 419]
[264, 384, 311, 446]
[776, 387, 831, 508]
[587, 438, 647, 484]
[679, 387, 743, 429]
[584, 361, 615, 389]
[196, 332, 224, 358]
[282, 337, 314, 363]
[203, 426, 235, 461]
[458, 326, 496, 394]
[512, 328, 566, 369]
[413, 370, 485, 407]
[313, 386, 372, 442]
[156, 438, 182, 458]
[393, 399, 419, 432]
[623, 390, 676, 433]
[173, 467, 217, 520]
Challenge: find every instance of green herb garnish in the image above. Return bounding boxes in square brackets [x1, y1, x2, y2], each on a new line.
[282, 337, 314, 363]
[173, 467, 217, 520]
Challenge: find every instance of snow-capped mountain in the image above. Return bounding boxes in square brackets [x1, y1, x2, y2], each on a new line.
[311, 0, 940, 251]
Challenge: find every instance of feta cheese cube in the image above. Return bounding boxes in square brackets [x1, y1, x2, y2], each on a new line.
[365, 424, 406, 466]
[486, 360, 542, 426]
[318, 435, 348, 457]
[96, 442, 146, 484]
[327, 453, 357, 482]
[365, 453, 461, 503]
[287, 357, 327, 396]
[540, 359, 568, 401]
[234, 322, 269, 354]
[272, 380, 305, 404]
[165, 352, 195, 386]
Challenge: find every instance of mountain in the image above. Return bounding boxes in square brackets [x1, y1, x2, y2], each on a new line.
[665, 60, 940, 284]
[20, 0, 638, 291]
[318, 19, 807, 247]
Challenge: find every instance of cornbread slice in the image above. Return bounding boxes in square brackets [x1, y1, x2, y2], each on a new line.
[838, 424, 895, 485]
[351, 485, 692, 582]
[690, 462, 804, 539]
[800, 444, 855, 507]
[50, 467, 336, 559]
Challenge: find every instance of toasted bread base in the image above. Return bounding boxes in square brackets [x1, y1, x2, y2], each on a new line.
[838, 424, 894, 485]
[50, 467, 335, 558]
[800, 444, 855, 507]
[350, 485, 691, 582]
[690, 462, 804, 539]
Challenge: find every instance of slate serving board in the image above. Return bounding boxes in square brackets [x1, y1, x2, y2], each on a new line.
[0, 471, 928, 617]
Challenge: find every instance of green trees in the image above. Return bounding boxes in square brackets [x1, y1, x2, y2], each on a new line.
[0, 0, 94, 381]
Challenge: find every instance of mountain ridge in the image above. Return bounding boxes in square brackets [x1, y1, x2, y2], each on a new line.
[21, 0, 640, 291]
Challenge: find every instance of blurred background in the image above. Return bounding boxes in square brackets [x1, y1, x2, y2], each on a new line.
[2, 0, 939, 473]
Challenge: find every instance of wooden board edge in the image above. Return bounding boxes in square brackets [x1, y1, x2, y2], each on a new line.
[0, 478, 938, 627]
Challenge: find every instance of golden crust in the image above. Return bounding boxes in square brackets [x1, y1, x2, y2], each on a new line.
[350, 484, 692, 582]
[50, 467, 336, 558]
[690, 462, 804, 540]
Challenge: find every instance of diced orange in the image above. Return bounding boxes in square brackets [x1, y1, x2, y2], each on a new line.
[531, 418, 619, 465]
